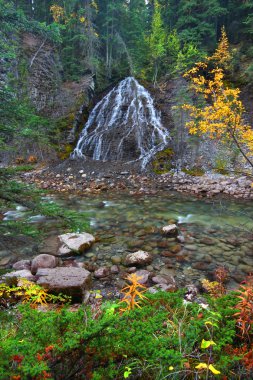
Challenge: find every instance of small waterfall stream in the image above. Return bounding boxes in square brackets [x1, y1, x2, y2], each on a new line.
[72, 77, 170, 168]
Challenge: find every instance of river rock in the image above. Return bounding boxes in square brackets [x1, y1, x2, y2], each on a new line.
[125, 251, 153, 266]
[12, 260, 31, 270]
[162, 224, 178, 236]
[94, 267, 110, 278]
[127, 267, 137, 273]
[31, 254, 59, 275]
[135, 269, 150, 284]
[36, 267, 91, 299]
[148, 283, 177, 293]
[151, 275, 170, 285]
[2, 270, 36, 282]
[57, 232, 95, 257]
[0, 257, 11, 266]
[110, 265, 119, 274]
[111, 256, 122, 265]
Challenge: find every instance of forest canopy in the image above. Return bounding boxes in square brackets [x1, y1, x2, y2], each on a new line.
[7, 0, 253, 85]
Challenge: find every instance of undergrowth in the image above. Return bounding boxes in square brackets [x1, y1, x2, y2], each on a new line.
[0, 280, 253, 380]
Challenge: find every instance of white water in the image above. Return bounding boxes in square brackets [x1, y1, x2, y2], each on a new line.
[72, 77, 170, 168]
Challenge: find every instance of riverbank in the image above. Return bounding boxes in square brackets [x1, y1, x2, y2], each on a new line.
[18, 158, 253, 199]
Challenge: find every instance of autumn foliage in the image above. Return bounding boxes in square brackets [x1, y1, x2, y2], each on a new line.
[182, 28, 253, 168]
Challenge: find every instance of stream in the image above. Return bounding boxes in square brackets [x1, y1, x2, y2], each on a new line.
[2, 191, 253, 290]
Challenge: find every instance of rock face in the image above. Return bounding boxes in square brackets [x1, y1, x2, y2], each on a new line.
[72, 77, 170, 168]
[125, 251, 153, 266]
[57, 232, 95, 257]
[36, 267, 91, 299]
[31, 254, 59, 275]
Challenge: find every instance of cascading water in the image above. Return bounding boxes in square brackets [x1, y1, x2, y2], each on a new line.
[72, 77, 170, 168]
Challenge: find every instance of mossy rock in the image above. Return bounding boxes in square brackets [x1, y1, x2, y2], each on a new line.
[152, 148, 174, 174]
[182, 167, 205, 176]
[58, 144, 73, 160]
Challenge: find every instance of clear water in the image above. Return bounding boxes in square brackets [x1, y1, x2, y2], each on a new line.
[2, 192, 253, 287]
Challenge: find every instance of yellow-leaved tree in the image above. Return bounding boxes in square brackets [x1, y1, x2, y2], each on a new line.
[209, 26, 232, 69]
[182, 29, 253, 169]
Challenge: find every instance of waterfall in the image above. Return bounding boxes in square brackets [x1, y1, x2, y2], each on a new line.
[72, 77, 170, 168]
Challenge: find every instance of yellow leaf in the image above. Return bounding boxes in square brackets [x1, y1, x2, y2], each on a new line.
[208, 364, 221, 375]
[201, 339, 216, 349]
[169, 366, 174, 371]
[195, 363, 208, 370]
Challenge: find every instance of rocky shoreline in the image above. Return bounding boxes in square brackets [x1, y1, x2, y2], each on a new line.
[19, 159, 253, 200]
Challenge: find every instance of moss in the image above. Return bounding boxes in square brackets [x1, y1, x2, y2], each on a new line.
[214, 158, 229, 175]
[152, 148, 174, 174]
[182, 167, 205, 176]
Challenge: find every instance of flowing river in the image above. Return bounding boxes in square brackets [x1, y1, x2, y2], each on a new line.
[2, 192, 253, 290]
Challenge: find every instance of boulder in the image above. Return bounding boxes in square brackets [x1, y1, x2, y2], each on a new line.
[2, 270, 36, 282]
[125, 251, 153, 266]
[36, 267, 91, 299]
[31, 254, 59, 275]
[162, 224, 178, 236]
[57, 232, 95, 257]
[12, 260, 31, 271]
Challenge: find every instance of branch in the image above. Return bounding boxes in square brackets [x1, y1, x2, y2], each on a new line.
[230, 128, 253, 169]
[29, 38, 47, 68]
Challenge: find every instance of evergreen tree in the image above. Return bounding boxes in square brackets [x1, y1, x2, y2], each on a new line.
[148, 0, 166, 85]
[174, 0, 226, 50]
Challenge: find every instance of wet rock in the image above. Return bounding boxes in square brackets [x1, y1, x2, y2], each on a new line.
[0, 257, 11, 266]
[177, 235, 185, 243]
[162, 224, 178, 236]
[94, 267, 110, 278]
[127, 240, 144, 249]
[184, 245, 198, 251]
[36, 267, 91, 299]
[57, 232, 95, 257]
[157, 241, 169, 248]
[161, 251, 175, 257]
[12, 260, 31, 270]
[200, 237, 216, 246]
[135, 269, 150, 284]
[110, 265, 119, 274]
[126, 267, 137, 273]
[31, 254, 58, 275]
[192, 262, 211, 271]
[111, 256, 122, 265]
[151, 275, 169, 285]
[170, 244, 181, 254]
[125, 251, 153, 266]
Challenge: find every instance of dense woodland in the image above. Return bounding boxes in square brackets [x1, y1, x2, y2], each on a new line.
[7, 0, 253, 83]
